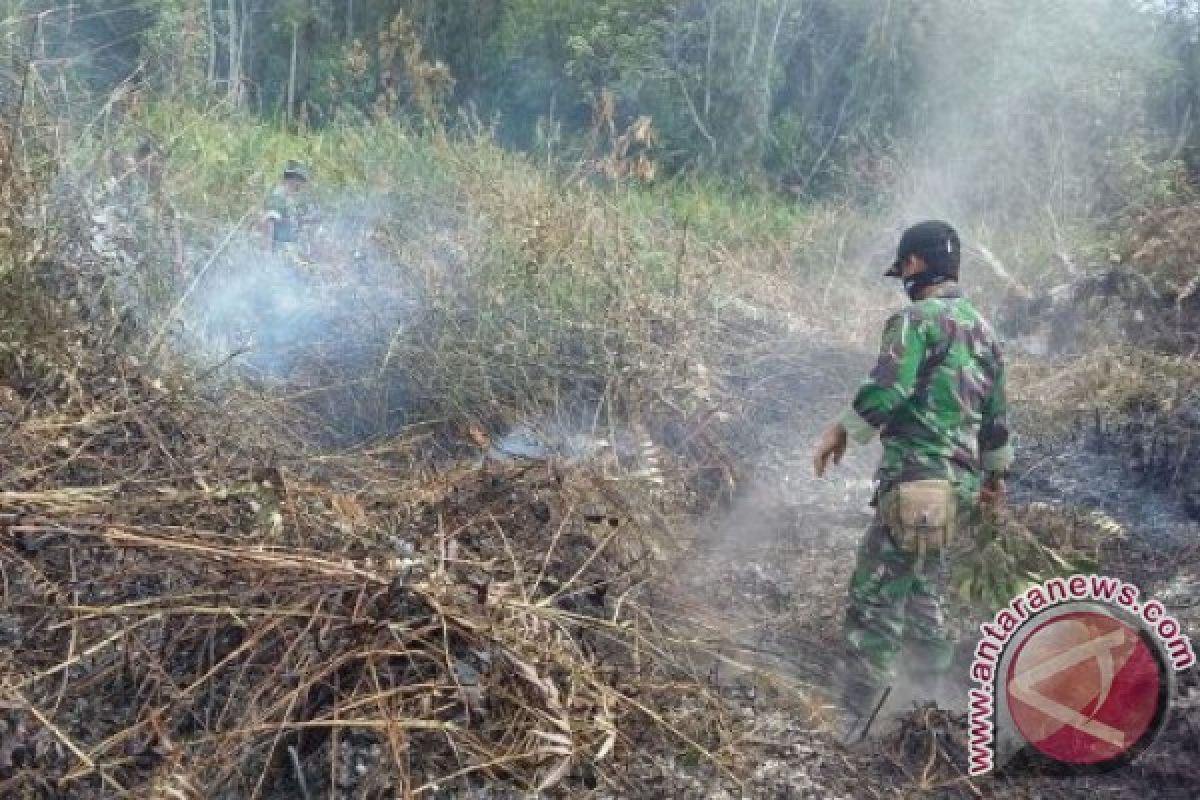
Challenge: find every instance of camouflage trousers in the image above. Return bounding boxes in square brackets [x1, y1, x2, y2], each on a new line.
[272, 240, 304, 263]
[841, 512, 957, 709]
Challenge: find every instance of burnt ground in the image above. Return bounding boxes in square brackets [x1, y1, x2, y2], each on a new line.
[9, 196, 1200, 798]
[652, 337, 1200, 799]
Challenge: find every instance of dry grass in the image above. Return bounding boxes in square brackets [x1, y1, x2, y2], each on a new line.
[0, 85, 905, 795]
[0, 337, 782, 798]
[11, 80, 1180, 797]
[1010, 347, 1200, 438]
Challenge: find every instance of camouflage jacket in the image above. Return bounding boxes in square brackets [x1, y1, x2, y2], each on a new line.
[264, 185, 312, 243]
[838, 283, 1013, 500]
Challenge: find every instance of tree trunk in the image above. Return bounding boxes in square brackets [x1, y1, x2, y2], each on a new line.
[704, 2, 716, 118]
[240, 0, 251, 104]
[206, 0, 217, 87]
[753, 0, 790, 168]
[226, 0, 240, 106]
[745, 0, 762, 69]
[287, 20, 298, 126]
[346, 0, 354, 40]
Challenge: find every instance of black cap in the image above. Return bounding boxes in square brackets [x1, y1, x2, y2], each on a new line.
[886, 220, 960, 278]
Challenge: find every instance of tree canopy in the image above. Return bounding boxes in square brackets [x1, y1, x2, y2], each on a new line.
[6, 0, 1198, 200]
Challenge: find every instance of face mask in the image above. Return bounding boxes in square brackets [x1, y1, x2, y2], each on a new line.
[902, 270, 949, 302]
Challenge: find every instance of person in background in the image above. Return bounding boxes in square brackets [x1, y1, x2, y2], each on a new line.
[262, 160, 317, 255]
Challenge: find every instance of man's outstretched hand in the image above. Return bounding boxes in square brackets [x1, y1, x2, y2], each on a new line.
[814, 422, 848, 477]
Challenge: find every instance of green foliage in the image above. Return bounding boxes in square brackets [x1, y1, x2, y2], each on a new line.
[126, 100, 455, 222]
[953, 507, 1110, 611]
[83, 95, 824, 433]
[622, 176, 801, 246]
[14, 0, 1198, 226]
[136, 0, 209, 102]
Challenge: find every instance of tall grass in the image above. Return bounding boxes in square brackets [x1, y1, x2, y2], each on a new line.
[46, 97, 1110, 469]
[88, 102, 881, 451]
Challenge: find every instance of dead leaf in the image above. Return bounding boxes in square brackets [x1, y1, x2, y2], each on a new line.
[467, 422, 491, 449]
[331, 494, 368, 529]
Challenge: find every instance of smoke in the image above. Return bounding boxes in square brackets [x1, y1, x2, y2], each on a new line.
[156, 192, 434, 440]
[43, 0, 1186, 731]
[681, 0, 1178, 716]
[174, 243, 347, 378]
[889, 0, 1165, 268]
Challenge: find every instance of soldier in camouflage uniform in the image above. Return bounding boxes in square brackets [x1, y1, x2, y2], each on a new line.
[814, 220, 1013, 741]
[262, 160, 317, 257]
[254, 161, 320, 360]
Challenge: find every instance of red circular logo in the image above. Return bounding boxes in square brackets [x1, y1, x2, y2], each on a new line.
[1004, 609, 1167, 767]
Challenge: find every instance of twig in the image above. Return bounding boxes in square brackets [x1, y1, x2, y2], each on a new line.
[22, 693, 129, 795]
[288, 745, 311, 800]
[858, 685, 892, 743]
[145, 209, 256, 361]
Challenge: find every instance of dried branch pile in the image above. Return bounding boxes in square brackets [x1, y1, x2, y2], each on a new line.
[0, 344, 749, 799]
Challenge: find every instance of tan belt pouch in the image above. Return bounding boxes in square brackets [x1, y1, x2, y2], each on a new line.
[880, 480, 957, 555]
